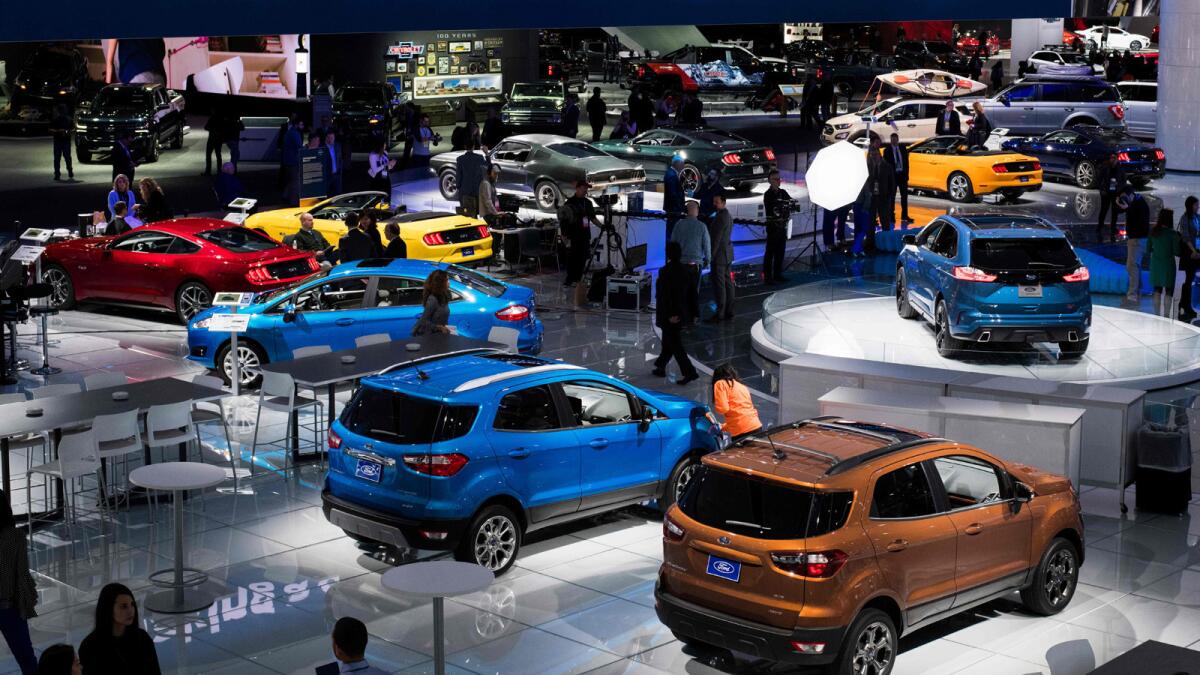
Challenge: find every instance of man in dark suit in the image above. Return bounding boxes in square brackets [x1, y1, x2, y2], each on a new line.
[111, 131, 137, 182]
[1097, 153, 1127, 243]
[935, 101, 961, 136]
[337, 214, 375, 263]
[707, 194, 735, 322]
[652, 241, 699, 385]
[881, 133, 911, 225]
[663, 157, 686, 245]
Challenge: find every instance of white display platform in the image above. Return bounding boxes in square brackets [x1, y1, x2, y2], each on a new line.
[819, 386, 1084, 487]
[754, 297, 1200, 390]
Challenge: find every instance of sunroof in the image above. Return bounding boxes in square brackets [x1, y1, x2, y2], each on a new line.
[482, 353, 548, 368]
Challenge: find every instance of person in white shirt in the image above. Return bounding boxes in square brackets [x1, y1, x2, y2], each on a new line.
[326, 618, 387, 675]
[366, 139, 395, 195]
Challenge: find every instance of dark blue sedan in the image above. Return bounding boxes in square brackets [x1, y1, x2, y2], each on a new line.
[1001, 125, 1164, 189]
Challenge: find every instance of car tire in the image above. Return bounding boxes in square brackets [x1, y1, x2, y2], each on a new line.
[174, 281, 212, 324]
[662, 454, 701, 512]
[1020, 537, 1080, 616]
[947, 172, 974, 203]
[833, 608, 897, 675]
[896, 270, 918, 319]
[1129, 41, 1142, 51]
[1086, 39, 1098, 50]
[1074, 160, 1097, 189]
[534, 180, 562, 213]
[455, 504, 522, 576]
[43, 264, 76, 311]
[834, 81, 853, 99]
[76, 148, 91, 164]
[170, 127, 184, 149]
[680, 164, 702, 194]
[215, 340, 266, 389]
[146, 135, 161, 163]
[935, 300, 965, 358]
[438, 169, 460, 201]
[1058, 337, 1089, 360]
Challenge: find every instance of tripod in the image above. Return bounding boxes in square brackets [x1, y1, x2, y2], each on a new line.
[780, 149, 825, 276]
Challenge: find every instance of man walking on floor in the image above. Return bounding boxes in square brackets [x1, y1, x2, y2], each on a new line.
[586, 87, 607, 143]
[653, 241, 699, 385]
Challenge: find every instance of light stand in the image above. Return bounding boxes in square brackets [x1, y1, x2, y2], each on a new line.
[782, 148, 825, 275]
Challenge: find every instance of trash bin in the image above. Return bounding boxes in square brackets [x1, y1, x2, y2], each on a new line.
[1136, 420, 1193, 514]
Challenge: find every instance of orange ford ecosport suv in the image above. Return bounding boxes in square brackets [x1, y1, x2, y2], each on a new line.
[656, 417, 1084, 675]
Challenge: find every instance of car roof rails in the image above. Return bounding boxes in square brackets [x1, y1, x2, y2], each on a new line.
[824, 437, 948, 476]
[737, 417, 934, 472]
[377, 348, 502, 377]
[452, 363, 585, 393]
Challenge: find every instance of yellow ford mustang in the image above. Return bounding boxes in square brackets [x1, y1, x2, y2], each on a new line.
[245, 191, 493, 264]
[905, 135, 1043, 203]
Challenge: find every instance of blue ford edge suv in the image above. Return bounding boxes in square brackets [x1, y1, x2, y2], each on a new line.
[896, 215, 1091, 358]
[321, 351, 726, 574]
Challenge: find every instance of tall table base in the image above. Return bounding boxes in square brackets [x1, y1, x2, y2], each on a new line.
[144, 486, 214, 614]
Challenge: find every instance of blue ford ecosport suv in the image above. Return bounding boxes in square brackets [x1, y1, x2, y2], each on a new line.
[321, 351, 726, 574]
[187, 258, 543, 387]
[896, 215, 1091, 359]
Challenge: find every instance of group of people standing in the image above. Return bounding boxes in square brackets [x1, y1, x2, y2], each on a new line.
[98, 173, 171, 236]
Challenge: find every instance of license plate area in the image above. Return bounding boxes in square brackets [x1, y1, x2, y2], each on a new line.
[752, 165, 764, 175]
[354, 458, 383, 483]
[706, 555, 742, 583]
[1019, 176, 1031, 183]
[461, 246, 474, 257]
[1018, 284, 1043, 298]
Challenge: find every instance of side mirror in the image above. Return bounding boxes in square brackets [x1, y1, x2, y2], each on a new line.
[999, 94, 1010, 106]
[638, 407, 654, 433]
[1010, 481, 1033, 513]
[282, 302, 297, 323]
[902, 234, 916, 245]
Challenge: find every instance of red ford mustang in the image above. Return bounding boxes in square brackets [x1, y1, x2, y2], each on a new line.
[43, 218, 318, 323]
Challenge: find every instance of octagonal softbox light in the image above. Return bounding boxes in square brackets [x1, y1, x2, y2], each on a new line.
[805, 141, 869, 211]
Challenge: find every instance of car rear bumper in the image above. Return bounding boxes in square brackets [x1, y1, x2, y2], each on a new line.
[655, 586, 844, 665]
[953, 312, 1091, 343]
[976, 173, 1042, 194]
[322, 488, 470, 551]
[721, 163, 775, 188]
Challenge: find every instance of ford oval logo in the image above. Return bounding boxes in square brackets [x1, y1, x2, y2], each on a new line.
[713, 561, 736, 574]
[718, 536, 731, 545]
[1024, 274, 1037, 281]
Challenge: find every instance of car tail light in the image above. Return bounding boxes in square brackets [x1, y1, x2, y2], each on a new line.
[423, 232, 447, 246]
[992, 163, 1009, 174]
[547, 64, 556, 77]
[327, 429, 342, 450]
[952, 266, 998, 282]
[1063, 267, 1090, 282]
[637, 66, 646, 78]
[495, 305, 530, 322]
[770, 550, 848, 577]
[402, 453, 469, 477]
[307, 257, 320, 271]
[1030, 162, 1041, 171]
[764, 149, 776, 161]
[476, 225, 490, 239]
[1117, 151, 1131, 162]
[1155, 149, 1166, 161]
[1109, 104, 1125, 120]
[245, 266, 272, 283]
[721, 153, 743, 166]
[663, 514, 685, 542]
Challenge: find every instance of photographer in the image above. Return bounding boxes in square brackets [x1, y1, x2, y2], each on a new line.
[559, 180, 600, 288]
[762, 170, 790, 285]
[411, 114, 439, 170]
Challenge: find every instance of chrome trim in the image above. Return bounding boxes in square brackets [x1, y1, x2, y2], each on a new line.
[346, 449, 396, 467]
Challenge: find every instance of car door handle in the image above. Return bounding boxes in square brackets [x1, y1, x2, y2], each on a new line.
[335, 318, 355, 326]
[1063, 107, 1075, 112]
[1023, 107, 1035, 111]
[507, 448, 530, 459]
[885, 539, 908, 552]
[588, 438, 609, 449]
[965, 523, 984, 535]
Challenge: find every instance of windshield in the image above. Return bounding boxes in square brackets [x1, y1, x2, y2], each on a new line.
[679, 466, 853, 540]
[196, 227, 280, 253]
[257, 270, 328, 305]
[854, 99, 897, 115]
[336, 86, 382, 103]
[970, 238, 1080, 270]
[546, 141, 607, 158]
[925, 42, 954, 54]
[93, 88, 151, 110]
[511, 83, 561, 99]
[29, 50, 71, 71]
[445, 264, 506, 297]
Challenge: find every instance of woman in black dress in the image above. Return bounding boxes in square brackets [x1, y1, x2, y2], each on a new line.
[78, 583, 161, 675]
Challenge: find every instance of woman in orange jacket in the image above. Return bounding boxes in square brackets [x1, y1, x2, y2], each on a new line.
[711, 364, 762, 441]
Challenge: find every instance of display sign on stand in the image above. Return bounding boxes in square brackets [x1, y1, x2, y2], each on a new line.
[224, 197, 258, 225]
[210, 292, 256, 495]
[10, 246, 46, 265]
[299, 147, 329, 201]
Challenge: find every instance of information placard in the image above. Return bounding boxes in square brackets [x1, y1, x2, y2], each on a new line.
[207, 313, 252, 332]
[9, 246, 45, 264]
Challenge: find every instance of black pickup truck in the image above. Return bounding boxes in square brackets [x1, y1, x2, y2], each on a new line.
[333, 81, 403, 148]
[73, 83, 185, 163]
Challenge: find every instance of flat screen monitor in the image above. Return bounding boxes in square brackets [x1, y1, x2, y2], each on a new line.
[625, 243, 647, 272]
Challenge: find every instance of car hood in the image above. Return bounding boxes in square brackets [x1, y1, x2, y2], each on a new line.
[334, 103, 384, 114]
[1007, 461, 1074, 495]
[79, 111, 148, 123]
[825, 111, 868, 127]
[245, 207, 306, 226]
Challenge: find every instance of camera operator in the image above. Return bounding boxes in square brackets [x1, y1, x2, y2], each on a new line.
[559, 180, 600, 288]
[762, 170, 790, 285]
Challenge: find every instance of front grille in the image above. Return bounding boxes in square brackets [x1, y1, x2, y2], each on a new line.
[1001, 161, 1039, 172]
[442, 227, 486, 245]
[267, 258, 313, 279]
[506, 111, 557, 124]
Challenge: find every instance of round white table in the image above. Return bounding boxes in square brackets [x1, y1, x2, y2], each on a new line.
[129, 462, 226, 614]
[381, 561, 493, 675]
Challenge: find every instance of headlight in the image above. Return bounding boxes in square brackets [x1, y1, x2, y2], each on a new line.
[74, 123, 87, 132]
[834, 123, 851, 130]
[191, 318, 211, 330]
[501, 112, 511, 122]
[134, 128, 152, 134]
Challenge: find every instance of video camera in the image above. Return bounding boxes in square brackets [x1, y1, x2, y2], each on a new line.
[768, 193, 803, 221]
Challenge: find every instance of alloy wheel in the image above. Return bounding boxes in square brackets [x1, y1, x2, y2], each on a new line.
[44, 267, 69, 307]
[536, 183, 559, 211]
[178, 285, 212, 321]
[948, 175, 969, 201]
[440, 172, 459, 199]
[851, 621, 894, 675]
[680, 166, 701, 193]
[936, 305, 950, 351]
[473, 515, 517, 571]
[222, 344, 261, 387]
[674, 461, 699, 503]
[1075, 162, 1095, 188]
[1044, 548, 1077, 607]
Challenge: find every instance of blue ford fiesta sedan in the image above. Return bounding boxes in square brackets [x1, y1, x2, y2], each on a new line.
[321, 351, 726, 574]
[187, 259, 543, 386]
[896, 215, 1091, 359]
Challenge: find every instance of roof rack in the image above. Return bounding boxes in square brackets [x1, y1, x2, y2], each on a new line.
[803, 416, 903, 444]
[824, 438, 947, 476]
[452, 363, 585, 393]
[377, 348, 501, 376]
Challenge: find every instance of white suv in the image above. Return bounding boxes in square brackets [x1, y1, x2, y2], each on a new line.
[821, 97, 970, 145]
[1074, 26, 1152, 51]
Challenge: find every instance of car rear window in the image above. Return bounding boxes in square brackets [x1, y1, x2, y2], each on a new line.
[679, 466, 852, 540]
[970, 238, 1079, 271]
[198, 227, 279, 253]
[341, 386, 478, 444]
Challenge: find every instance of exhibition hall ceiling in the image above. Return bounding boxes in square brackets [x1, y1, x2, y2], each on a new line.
[0, 0, 1073, 43]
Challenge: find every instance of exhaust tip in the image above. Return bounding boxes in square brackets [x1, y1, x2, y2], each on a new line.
[979, 331, 991, 343]
[1068, 331, 1079, 342]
